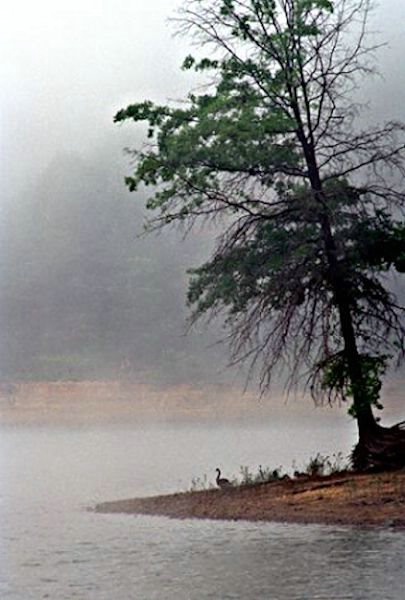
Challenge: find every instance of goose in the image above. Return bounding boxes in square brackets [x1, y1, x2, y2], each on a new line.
[216, 468, 232, 489]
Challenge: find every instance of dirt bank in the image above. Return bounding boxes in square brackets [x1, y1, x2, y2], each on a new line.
[95, 470, 405, 529]
[0, 381, 276, 425]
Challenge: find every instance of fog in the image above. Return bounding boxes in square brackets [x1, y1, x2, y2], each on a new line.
[0, 0, 223, 385]
[1, 0, 190, 198]
[1, 0, 405, 393]
[3, 0, 404, 197]
[2, 9, 405, 597]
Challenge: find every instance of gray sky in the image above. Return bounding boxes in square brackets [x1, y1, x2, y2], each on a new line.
[1, 0, 405, 200]
[1, 0, 189, 198]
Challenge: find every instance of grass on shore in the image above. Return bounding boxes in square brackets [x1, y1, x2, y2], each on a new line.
[189, 452, 348, 492]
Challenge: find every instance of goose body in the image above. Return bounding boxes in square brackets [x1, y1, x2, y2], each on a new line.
[216, 468, 232, 489]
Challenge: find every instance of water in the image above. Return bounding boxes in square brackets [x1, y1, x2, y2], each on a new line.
[1, 418, 405, 599]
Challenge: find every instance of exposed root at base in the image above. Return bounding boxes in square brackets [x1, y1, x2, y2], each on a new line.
[352, 421, 405, 472]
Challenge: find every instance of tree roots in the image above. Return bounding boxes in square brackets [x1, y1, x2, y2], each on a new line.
[352, 421, 405, 472]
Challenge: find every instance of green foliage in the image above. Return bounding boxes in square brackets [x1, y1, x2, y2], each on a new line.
[187, 206, 321, 316]
[234, 464, 285, 485]
[117, 0, 405, 413]
[189, 464, 287, 491]
[190, 455, 348, 491]
[303, 452, 347, 477]
[185, 177, 404, 405]
[348, 211, 405, 272]
[305, 453, 327, 476]
[319, 353, 387, 416]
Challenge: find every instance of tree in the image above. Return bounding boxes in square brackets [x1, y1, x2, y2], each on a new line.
[115, 0, 405, 470]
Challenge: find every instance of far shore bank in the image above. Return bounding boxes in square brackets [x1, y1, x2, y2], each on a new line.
[0, 379, 404, 426]
[0, 380, 356, 426]
[0, 380, 278, 425]
[95, 470, 405, 529]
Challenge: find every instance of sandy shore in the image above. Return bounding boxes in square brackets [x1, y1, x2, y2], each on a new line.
[95, 470, 405, 529]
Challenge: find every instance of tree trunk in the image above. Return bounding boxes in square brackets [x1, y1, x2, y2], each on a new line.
[302, 139, 405, 471]
[321, 216, 405, 471]
[321, 217, 405, 470]
[333, 286, 378, 438]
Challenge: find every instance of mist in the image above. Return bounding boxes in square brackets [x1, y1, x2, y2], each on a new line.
[2, 0, 404, 195]
[1, 0, 405, 393]
[3, 6, 405, 597]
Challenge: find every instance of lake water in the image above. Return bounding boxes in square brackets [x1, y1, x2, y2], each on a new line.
[1, 416, 405, 599]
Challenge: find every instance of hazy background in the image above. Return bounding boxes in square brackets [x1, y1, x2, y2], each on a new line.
[1, 0, 405, 386]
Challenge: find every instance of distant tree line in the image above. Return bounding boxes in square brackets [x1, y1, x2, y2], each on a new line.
[0, 151, 225, 383]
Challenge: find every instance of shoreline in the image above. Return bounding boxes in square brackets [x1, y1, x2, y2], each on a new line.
[0, 381, 293, 426]
[95, 471, 405, 529]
